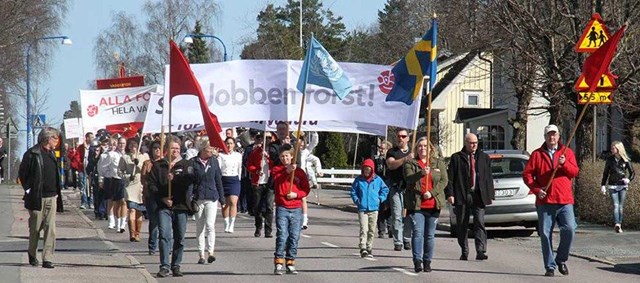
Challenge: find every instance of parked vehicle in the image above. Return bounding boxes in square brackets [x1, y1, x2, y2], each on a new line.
[449, 150, 537, 237]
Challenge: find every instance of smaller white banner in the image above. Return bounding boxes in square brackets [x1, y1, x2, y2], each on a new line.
[63, 118, 83, 139]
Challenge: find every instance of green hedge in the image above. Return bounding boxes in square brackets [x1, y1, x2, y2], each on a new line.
[575, 161, 640, 229]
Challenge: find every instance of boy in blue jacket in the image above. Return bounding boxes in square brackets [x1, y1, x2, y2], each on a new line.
[350, 159, 389, 257]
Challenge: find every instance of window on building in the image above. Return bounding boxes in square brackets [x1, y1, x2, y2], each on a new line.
[463, 90, 481, 107]
[476, 125, 505, 150]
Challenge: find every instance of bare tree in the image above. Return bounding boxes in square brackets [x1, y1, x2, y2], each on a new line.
[94, 0, 220, 84]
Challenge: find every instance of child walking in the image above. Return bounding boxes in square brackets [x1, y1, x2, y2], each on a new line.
[271, 146, 310, 275]
[350, 159, 389, 257]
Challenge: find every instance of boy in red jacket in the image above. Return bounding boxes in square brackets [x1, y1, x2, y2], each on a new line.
[271, 146, 310, 275]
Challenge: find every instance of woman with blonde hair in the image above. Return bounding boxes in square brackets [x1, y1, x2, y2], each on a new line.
[403, 137, 448, 272]
[601, 141, 635, 233]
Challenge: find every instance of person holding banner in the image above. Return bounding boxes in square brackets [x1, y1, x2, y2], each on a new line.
[148, 136, 195, 277]
[385, 128, 413, 251]
[219, 137, 243, 233]
[522, 125, 579, 277]
[403, 137, 448, 273]
[272, 146, 310, 275]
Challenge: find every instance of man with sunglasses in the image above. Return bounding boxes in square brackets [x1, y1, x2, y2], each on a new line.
[385, 128, 413, 251]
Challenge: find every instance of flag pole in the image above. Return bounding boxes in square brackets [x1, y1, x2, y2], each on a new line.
[168, 90, 173, 199]
[289, 34, 313, 194]
[543, 97, 593, 193]
[426, 85, 433, 163]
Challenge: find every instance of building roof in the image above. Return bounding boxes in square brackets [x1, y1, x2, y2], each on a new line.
[454, 108, 509, 123]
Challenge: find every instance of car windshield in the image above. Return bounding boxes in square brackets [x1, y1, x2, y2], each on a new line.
[489, 157, 527, 179]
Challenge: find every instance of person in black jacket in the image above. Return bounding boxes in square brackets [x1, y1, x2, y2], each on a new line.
[18, 127, 62, 269]
[445, 133, 494, 261]
[600, 141, 635, 233]
[148, 136, 195, 277]
[192, 140, 225, 264]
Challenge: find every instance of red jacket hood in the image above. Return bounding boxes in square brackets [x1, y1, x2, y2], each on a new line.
[361, 159, 375, 182]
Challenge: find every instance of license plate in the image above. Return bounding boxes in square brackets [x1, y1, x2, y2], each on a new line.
[495, 189, 517, 197]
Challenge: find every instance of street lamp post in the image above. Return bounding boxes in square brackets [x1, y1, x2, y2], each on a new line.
[25, 36, 72, 148]
[183, 34, 227, 61]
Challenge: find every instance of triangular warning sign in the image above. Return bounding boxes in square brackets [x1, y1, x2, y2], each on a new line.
[574, 72, 617, 91]
[575, 13, 611, 53]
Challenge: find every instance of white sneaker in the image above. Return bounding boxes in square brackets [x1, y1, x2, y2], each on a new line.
[615, 224, 622, 233]
[274, 264, 284, 275]
[228, 226, 234, 233]
[286, 265, 298, 275]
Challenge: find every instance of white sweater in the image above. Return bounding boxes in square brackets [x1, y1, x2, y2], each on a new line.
[218, 151, 242, 179]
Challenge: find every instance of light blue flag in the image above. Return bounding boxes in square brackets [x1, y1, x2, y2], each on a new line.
[296, 36, 352, 100]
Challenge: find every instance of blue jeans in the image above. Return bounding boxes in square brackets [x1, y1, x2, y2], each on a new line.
[274, 206, 302, 260]
[158, 208, 187, 270]
[609, 189, 627, 224]
[410, 210, 439, 263]
[537, 204, 576, 271]
[146, 197, 159, 252]
[79, 172, 92, 206]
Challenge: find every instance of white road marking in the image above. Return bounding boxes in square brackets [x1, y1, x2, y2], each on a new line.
[301, 234, 311, 238]
[392, 267, 418, 276]
[321, 242, 339, 248]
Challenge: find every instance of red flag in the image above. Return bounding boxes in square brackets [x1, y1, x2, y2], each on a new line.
[169, 41, 228, 154]
[583, 25, 626, 94]
[106, 122, 143, 139]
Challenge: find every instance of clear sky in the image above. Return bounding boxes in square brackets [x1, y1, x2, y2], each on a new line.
[39, 0, 387, 134]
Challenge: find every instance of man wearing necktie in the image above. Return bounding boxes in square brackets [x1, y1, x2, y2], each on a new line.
[445, 133, 494, 261]
[523, 124, 579, 277]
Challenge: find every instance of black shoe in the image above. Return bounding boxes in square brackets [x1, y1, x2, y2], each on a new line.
[42, 261, 54, 269]
[556, 261, 569, 275]
[459, 254, 468, 261]
[378, 233, 385, 239]
[545, 269, 555, 277]
[172, 266, 183, 277]
[423, 261, 432, 272]
[360, 249, 368, 258]
[403, 241, 411, 250]
[414, 261, 423, 273]
[198, 258, 205, 264]
[394, 244, 402, 251]
[28, 253, 39, 266]
[254, 229, 261, 237]
[265, 233, 273, 238]
[157, 268, 171, 278]
[476, 253, 488, 260]
[208, 255, 216, 263]
[148, 250, 156, 255]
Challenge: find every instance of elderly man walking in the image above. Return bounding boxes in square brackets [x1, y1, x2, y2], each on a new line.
[523, 125, 579, 277]
[445, 133, 494, 261]
[19, 127, 62, 269]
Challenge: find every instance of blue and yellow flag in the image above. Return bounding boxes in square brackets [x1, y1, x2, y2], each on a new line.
[296, 35, 352, 100]
[386, 18, 438, 105]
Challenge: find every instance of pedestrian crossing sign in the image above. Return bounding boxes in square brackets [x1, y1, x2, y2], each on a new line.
[32, 114, 46, 128]
[575, 13, 611, 53]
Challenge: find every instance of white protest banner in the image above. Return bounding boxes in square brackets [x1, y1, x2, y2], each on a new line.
[80, 85, 158, 134]
[63, 118, 82, 139]
[162, 60, 420, 130]
[141, 91, 387, 135]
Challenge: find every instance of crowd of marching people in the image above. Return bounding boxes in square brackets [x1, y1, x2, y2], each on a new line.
[25, 123, 636, 277]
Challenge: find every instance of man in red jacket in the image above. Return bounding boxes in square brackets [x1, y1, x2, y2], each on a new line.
[523, 124, 579, 277]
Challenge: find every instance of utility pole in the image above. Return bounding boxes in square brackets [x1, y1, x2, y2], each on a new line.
[593, 0, 603, 162]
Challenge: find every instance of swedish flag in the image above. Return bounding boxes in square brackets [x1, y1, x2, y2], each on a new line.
[386, 18, 438, 105]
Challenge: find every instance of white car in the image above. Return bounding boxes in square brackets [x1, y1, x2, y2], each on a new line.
[448, 150, 537, 237]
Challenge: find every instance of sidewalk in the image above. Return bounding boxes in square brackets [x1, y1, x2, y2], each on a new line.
[2, 185, 155, 283]
[316, 185, 640, 273]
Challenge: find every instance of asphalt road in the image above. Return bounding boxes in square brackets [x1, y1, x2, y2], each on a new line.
[87, 202, 639, 283]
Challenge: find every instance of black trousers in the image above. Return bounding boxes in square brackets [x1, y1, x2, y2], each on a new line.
[454, 190, 487, 256]
[252, 184, 274, 235]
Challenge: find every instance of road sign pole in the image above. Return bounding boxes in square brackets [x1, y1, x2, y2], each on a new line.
[7, 136, 10, 183]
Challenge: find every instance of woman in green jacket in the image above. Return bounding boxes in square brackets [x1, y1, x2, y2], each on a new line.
[403, 136, 448, 273]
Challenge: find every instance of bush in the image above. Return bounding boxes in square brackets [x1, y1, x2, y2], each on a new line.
[317, 132, 348, 168]
[575, 160, 640, 229]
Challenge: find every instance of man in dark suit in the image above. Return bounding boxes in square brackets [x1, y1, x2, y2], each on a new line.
[445, 133, 494, 261]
